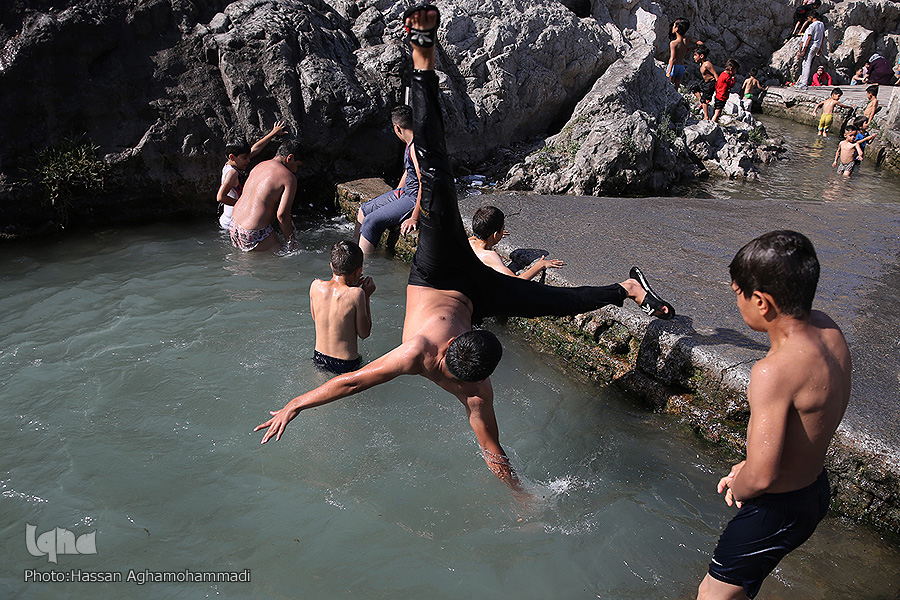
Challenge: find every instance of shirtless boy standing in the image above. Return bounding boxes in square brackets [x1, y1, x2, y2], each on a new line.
[310, 241, 376, 374]
[697, 230, 851, 600]
[812, 88, 850, 137]
[230, 139, 302, 253]
[833, 126, 864, 177]
[691, 46, 718, 120]
[667, 18, 703, 89]
[468, 206, 564, 280]
[863, 84, 879, 126]
[256, 5, 675, 487]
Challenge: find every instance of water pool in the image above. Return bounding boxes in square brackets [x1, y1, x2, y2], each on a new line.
[2, 220, 898, 599]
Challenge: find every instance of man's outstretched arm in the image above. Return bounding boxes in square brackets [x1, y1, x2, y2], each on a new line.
[255, 341, 425, 443]
[461, 383, 520, 488]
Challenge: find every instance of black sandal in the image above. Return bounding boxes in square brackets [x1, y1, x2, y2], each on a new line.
[630, 266, 675, 320]
[403, 4, 440, 48]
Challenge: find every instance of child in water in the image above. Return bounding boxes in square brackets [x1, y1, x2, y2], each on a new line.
[216, 122, 286, 229]
[812, 88, 850, 137]
[309, 241, 376, 374]
[833, 126, 864, 177]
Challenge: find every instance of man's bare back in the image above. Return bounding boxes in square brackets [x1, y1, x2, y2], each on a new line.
[232, 152, 301, 252]
[310, 275, 374, 361]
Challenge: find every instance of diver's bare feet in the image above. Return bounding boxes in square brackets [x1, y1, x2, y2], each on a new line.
[405, 5, 438, 71]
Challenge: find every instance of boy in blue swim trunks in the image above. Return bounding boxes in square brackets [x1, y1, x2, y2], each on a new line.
[257, 5, 675, 488]
[697, 230, 851, 600]
[667, 18, 703, 89]
[309, 241, 376, 374]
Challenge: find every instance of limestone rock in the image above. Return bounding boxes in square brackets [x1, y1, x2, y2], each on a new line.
[502, 44, 693, 195]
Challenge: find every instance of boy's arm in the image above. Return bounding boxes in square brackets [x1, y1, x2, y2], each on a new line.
[216, 169, 240, 206]
[248, 121, 287, 158]
[478, 248, 517, 276]
[401, 143, 424, 235]
[518, 256, 564, 280]
[833, 145, 840, 166]
[855, 142, 864, 160]
[255, 339, 424, 443]
[726, 361, 791, 501]
[813, 100, 824, 114]
[355, 282, 373, 340]
[276, 179, 297, 249]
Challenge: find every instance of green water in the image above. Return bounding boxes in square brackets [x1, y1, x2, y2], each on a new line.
[2, 220, 898, 599]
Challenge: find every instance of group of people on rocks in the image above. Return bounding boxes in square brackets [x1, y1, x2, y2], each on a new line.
[217, 7, 852, 600]
[666, 12, 889, 179]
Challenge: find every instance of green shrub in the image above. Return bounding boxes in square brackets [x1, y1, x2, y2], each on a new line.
[25, 134, 107, 222]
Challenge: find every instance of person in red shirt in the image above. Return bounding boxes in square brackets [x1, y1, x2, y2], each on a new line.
[811, 66, 832, 86]
[712, 59, 739, 122]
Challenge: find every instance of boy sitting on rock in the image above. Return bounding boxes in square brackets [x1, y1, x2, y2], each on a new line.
[697, 230, 850, 600]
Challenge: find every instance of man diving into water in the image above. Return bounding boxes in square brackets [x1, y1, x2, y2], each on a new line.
[256, 5, 675, 487]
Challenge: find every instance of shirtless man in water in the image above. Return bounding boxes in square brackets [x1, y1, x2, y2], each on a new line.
[230, 139, 302, 252]
[256, 5, 674, 486]
[698, 230, 851, 600]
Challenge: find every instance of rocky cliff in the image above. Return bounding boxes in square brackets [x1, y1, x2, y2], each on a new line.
[0, 0, 895, 236]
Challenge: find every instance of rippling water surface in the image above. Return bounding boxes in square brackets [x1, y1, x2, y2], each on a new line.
[686, 113, 900, 204]
[2, 219, 899, 599]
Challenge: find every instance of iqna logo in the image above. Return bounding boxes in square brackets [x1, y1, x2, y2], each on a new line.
[26, 524, 97, 563]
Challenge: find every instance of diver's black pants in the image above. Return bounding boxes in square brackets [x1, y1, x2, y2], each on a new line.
[407, 70, 627, 321]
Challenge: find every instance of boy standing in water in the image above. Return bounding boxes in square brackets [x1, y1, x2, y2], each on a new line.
[812, 88, 850, 137]
[697, 230, 851, 600]
[309, 241, 376, 374]
[667, 18, 703, 89]
[833, 126, 864, 177]
[216, 122, 286, 229]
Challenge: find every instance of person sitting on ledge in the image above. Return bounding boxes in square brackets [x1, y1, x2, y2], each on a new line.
[255, 5, 675, 489]
[468, 205, 564, 280]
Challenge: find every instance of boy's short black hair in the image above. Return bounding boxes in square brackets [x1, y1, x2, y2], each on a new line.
[277, 138, 304, 160]
[831, 87, 843, 96]
[673, 18, 690, 34]
[694, 46, 709, 58]
[331, 240, 363, 275]
[445, 330, 503, 382]
[866, 84, 879, 96]
[853, 115, 868, 128]
[471, 206, 505, 241]
[391, 105, 413, 131]
[225, 138, 250, 158]
[749, 67, 758, 76]
[845, 125, 858, 134]
[725, 58, 739, 71]
[807, 9, 819, 19]
[729, 230, 820, 319]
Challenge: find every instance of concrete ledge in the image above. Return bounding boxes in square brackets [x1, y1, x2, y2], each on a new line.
[335, 179, 900, 536]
